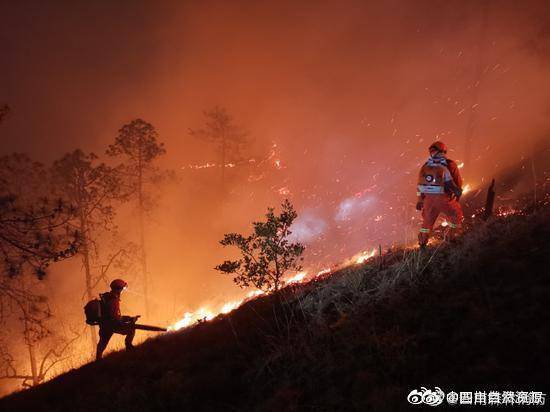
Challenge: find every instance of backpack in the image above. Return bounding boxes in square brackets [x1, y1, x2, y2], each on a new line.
[84, 298, 103, 325]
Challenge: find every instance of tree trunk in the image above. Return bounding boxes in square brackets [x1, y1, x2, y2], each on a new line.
[22, 304, 40, 386]
[482, 179, 496, 221]
[138, 154, 150, 318]
[274, 257, 280, 291]
[138, 200, 149, 318]
[79, 210, 97, 351]
[26, 341, 39, 386]
[18, 277, 42, 386]
[221, 132, 226, 194]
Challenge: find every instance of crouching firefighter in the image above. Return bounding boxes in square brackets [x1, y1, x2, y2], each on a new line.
[416, 141, 464, 248]
[95, 279, 138, 360]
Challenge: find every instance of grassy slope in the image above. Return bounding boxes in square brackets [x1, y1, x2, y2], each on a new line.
[1, 208, 549, 411]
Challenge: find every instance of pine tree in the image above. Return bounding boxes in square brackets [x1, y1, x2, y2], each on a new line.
[107, 119, 166, 317]
[189, 106, 247, 193]
[51, 150, 122, 349]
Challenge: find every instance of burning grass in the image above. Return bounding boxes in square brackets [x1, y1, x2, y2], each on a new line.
[1, 202, 549, 411]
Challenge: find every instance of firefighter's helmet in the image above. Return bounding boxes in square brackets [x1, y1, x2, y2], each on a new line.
[110, 279, 128, 291]
[429, 141, 447, 154]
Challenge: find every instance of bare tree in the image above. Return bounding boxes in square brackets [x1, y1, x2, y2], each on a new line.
[189, 106, 248, 193]
[50, 149, 123, 349]
[106, 119, 166, 317]
[82, 240, 139, 311]
[0, 276, 80, 388]
[0, 112, 80, 389]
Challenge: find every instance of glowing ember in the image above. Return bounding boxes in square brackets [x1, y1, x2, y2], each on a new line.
[462, 183, 471, 195]
[182, 162, 217, 170]
[182, 142, 283, 173]
[248, 173, 265, 182]
[496, 207, 520, 217]
[182, 161, 241, 170]
[277, 186, 291, 195]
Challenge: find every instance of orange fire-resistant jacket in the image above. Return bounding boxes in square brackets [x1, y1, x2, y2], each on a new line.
[99, 291, 122, 321]
[417, 157, 462, 200]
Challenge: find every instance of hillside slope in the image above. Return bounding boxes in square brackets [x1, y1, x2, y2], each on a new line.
[1, 206, 549, 411]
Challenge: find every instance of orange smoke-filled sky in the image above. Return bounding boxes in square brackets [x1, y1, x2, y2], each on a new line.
[1, 0, 550, 318]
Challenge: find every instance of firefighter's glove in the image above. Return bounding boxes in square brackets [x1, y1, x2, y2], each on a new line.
[416, 201, 424, 211]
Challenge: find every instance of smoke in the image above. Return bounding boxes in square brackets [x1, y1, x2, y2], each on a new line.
[1, 1, 550, 392]
[289, 210, 327, 243]
[335, 195, 375, 222]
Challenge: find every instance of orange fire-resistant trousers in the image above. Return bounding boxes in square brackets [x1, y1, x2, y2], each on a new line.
[418, 194, 464, 246]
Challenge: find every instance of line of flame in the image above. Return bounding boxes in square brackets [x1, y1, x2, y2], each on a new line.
[167, 247, 378, 332]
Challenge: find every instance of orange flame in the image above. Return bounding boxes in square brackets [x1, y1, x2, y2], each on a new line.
[354, 248, 378, 264]
[285, 271, 307, 284]
[167, 249, 377, 331]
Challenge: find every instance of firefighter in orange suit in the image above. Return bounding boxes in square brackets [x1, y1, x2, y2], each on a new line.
[96, 279, 139, 360]
[416, 141, 464, 248]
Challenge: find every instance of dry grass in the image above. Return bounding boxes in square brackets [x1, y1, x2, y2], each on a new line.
[1, 205, 549, 411]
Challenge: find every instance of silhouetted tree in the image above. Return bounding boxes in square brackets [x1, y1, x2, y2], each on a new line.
[0, 154, 78, 281]
[0, 152, 80, 389]
[87, 241, 139, 296]
[0, 105, 9, 123]
[189, 106, 247, 192]
[0, 106, 80, 386]
[107, 119, 166, 317]
[0, 276, 80, 388]
[216, 199, 305, 292]
[51, 150, 122, 349]
[1, 108, 78, 276]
